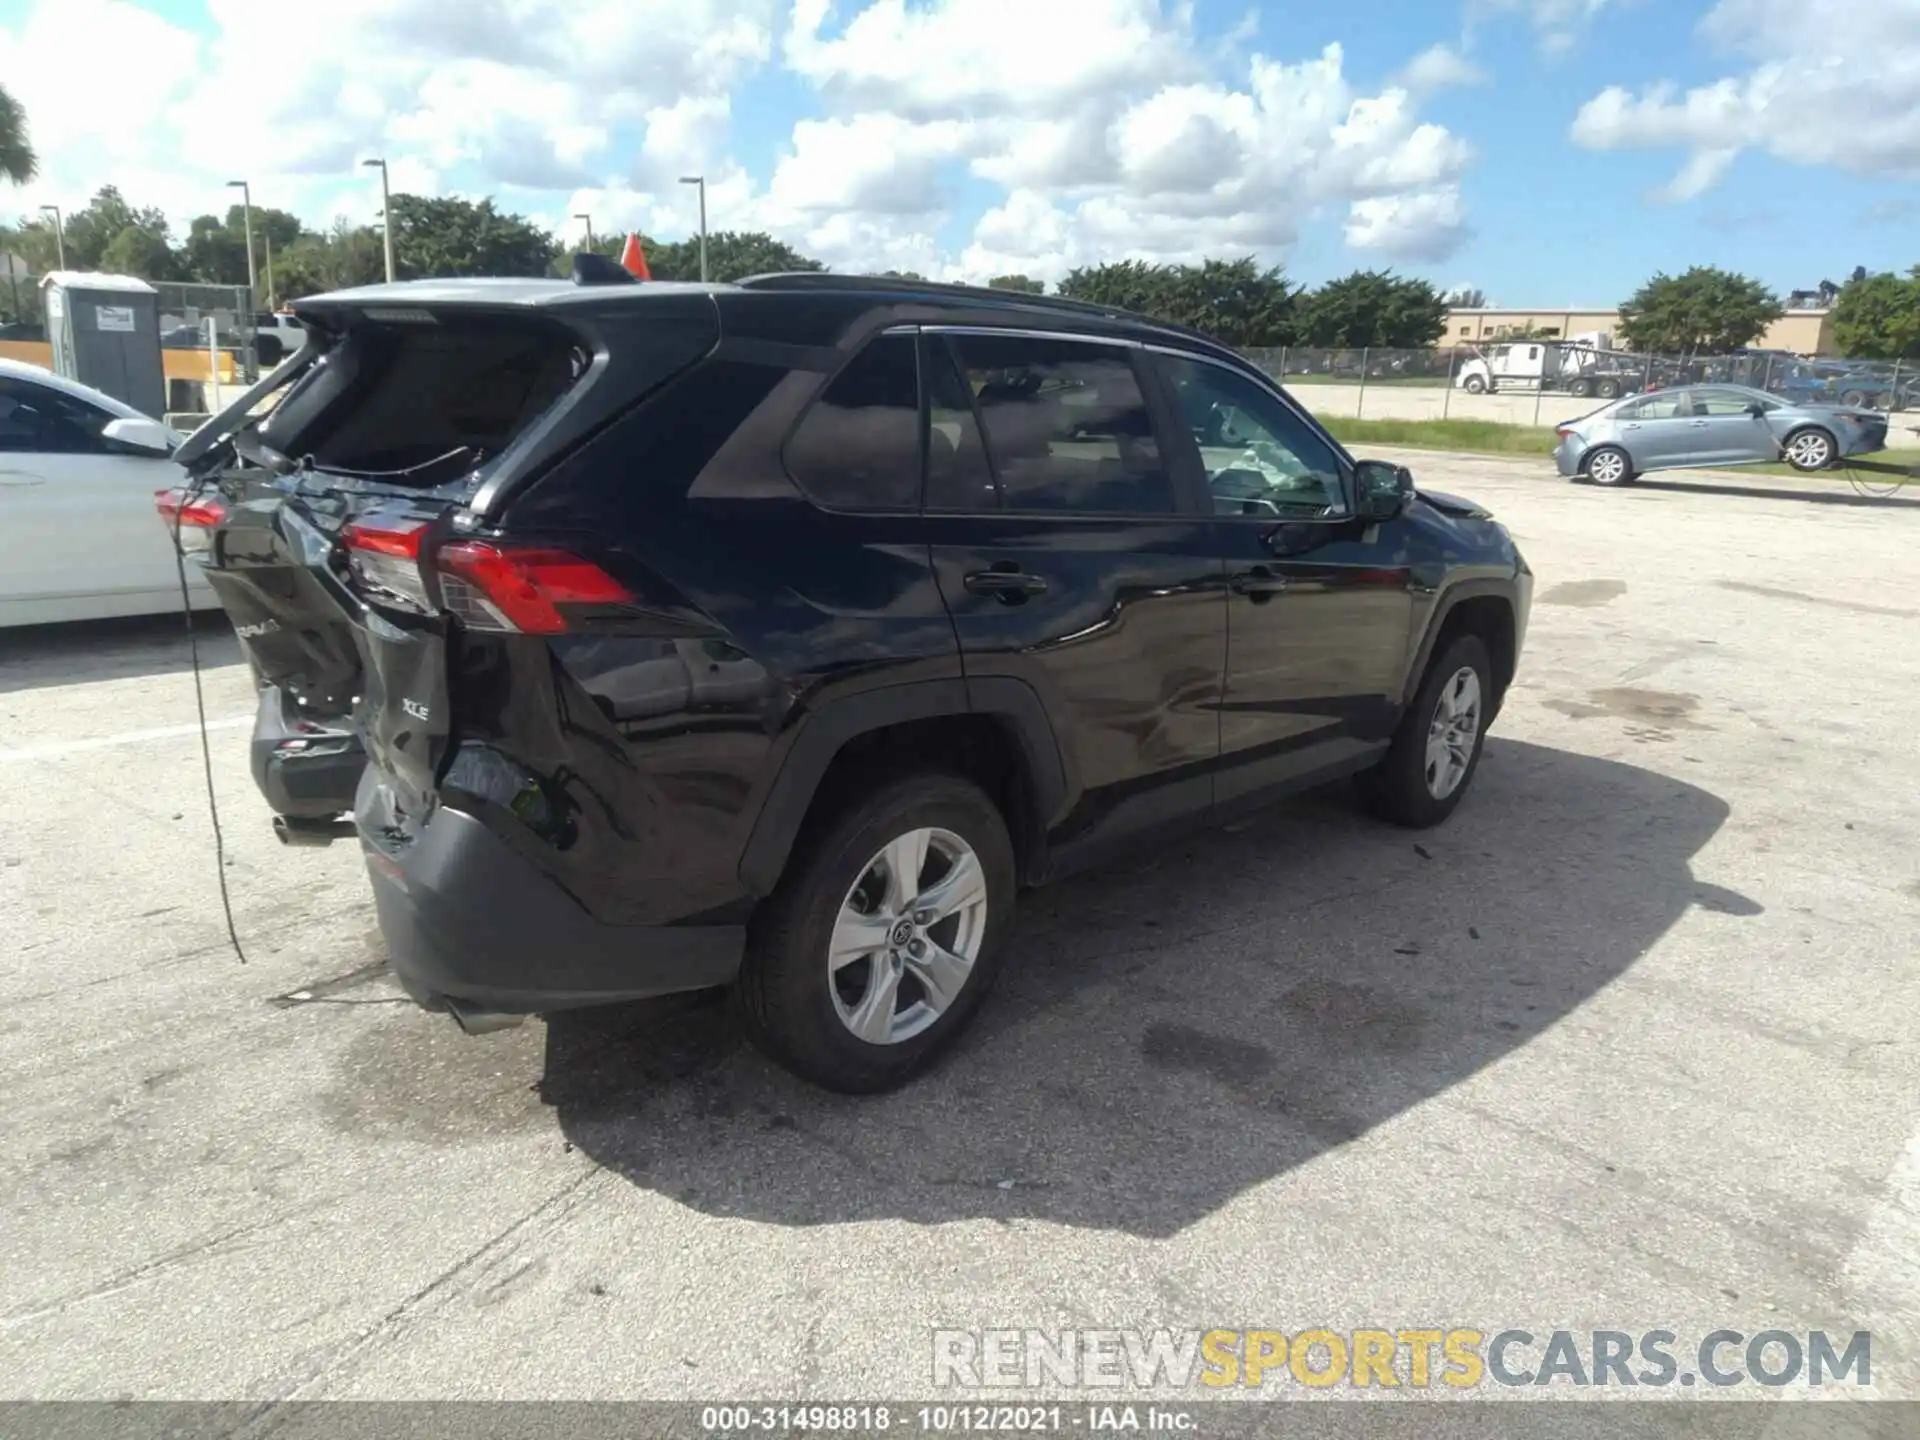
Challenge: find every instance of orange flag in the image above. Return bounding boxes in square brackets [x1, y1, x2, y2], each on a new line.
[619, 233, 651, 280]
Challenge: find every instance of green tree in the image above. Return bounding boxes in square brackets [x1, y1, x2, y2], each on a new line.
[0, 83, 35, 185]
[1616, 266, 1784, 355]
[1057, 258, 1172, 316]
[386, 194, 555, 279]
[648, 230, 826, 282]
[100, 223, 179, 281]
[880, 269, 928, 280]
[10, 186, 176, 276]
[1058, 257, 1297, 345]
[1296, 270, 1447, 348]
[986, 274, 1045, 293]
[182, 204, 306, 286]
[1831, 268, 1920, 360]
[272, 219, 386, 301]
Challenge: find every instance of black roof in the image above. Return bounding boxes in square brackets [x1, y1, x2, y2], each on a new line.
[292, 264, 1234, 359]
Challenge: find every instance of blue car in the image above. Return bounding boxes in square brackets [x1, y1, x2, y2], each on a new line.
[1554, 384, 1888, 486]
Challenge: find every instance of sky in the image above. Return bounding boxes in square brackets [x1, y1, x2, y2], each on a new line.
[1, 0, 1916, 306]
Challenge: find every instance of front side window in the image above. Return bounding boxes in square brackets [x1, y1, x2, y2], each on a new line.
[0, 378, 114, 455]
[784, 333, 921, 511]
[941, 333, 1174, 514]
[1157, 353, 1348, 518]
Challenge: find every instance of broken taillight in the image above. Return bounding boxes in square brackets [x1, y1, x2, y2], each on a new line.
[154, 488, 226, 554]
[435, 542, 632, 634]
[340, 518, 433, 613]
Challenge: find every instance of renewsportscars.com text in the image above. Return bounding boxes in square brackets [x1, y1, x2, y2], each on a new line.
[931, 1328, 1871, 1390]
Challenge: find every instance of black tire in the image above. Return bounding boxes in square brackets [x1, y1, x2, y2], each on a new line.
[737, 772, 1017, 1093]
[1356, 633, 1494, 829]
[1583, 444, 1634, 486]
[254, 334, 284, 366]
[1568, 377, 1593, 398]
[1463, 374, 1487, 395]
[1596, 377, 1621, 399]
[1839, 389, 1867, 409]
[1782, 425, 1837, 472]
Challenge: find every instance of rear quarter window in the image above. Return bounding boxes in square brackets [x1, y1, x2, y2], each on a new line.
[783, 333, 922, 512]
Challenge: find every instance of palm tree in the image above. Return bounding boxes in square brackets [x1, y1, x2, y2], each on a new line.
[0, 84, 37, 186]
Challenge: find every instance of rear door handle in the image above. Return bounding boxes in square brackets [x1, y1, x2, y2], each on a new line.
[964, 564, 1047, 603]
[1229, 567, 1288, 601]
[0, 470, 46, 487]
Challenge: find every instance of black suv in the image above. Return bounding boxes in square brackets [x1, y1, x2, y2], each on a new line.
[176, 267, 1532, 1092]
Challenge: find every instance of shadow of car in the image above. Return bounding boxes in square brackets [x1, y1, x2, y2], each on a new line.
[320, 738, 1737, 1238]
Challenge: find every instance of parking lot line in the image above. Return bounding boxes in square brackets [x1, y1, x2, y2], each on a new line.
[0, 715, 251, 764]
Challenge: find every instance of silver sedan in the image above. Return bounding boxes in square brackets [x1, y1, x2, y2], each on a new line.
[1553, 384, 1889, 486]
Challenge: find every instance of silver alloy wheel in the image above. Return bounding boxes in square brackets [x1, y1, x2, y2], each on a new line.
[828, 826, 988, 1046]
[1786, 430, 1834, 471]
[1588, 448, 1628, 485]
[1425, 666, 1482, 800]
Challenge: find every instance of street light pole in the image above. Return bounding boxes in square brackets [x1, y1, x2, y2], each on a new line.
[39, 205, 65, 270]
[679, 175, 707, 282]
[363, 158, 396, 283]
[574, 213, 595, 249]
[226, 179, 257, 306]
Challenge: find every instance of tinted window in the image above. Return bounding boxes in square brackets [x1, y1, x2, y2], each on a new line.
[924, 339, 997, 512]
[784, 333, 921, 511]
[1158, 354, 1348, 517]
[0, 378, 113, 455]
[943, 333, 1172, 514]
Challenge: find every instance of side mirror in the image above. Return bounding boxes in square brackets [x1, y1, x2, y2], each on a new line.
[102, 416, 176, 457]
[1745, 402, 1767, 416]
[1353, 459, 1413, 521]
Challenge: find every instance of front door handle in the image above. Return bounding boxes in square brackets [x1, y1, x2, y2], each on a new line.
[1229, 566, 1288, 601]
[964, 563, 1048, 603]
[0, 471, 46, 487]
[1690, 419, 1710, 427]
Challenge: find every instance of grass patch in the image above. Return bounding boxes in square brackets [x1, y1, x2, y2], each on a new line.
[1315, 413, 1920, 484]
[1317, 415, 1560, 455]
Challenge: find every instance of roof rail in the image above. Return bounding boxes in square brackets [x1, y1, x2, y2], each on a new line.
[734, 271, 1222, 347]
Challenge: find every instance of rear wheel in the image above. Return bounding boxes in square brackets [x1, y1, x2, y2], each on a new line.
[1783, 426, 1837, 472]
[737, 772, 1016, 1093]
[254, 334, 284, 367]
[1596, 377, 1621, 400]
[1357, 634, 1494, 829]
[1584, 444, 1633, 486]
[1568, 377, 1593, 398]
[1839, 389, 1868, 409]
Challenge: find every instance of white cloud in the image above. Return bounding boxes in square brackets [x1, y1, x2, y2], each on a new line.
[1472, 0, 1615, 55]
[1397, 44, 1486, 93]
[1570, 0, 1920, 197]
[1, 0, 1479, 281]
[1344, 187, 1469, 261]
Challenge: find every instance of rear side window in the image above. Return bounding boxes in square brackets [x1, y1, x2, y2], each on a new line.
[942, 333, 1174, 514]
[784, 333, 921, 511]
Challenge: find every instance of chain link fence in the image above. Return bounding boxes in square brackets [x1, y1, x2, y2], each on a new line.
[1237, 343, 1913, 427]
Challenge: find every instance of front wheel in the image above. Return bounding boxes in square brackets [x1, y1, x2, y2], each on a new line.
[1584, 444, 1634, 486]
[1357, 634, 1494, 829]
[1783, 426, 1837, 472]
[737, 772, 1016, 1093]
[1462, 374, 1487, 394]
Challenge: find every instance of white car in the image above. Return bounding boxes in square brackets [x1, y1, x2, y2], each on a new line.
[0, 358, 218, 626]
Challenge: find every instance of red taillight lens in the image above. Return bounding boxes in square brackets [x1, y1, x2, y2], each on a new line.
[435, 542, 632, 634]
[341, 519, 432, 612]
[1555, 428, 1574, 439]
[154, 488, 225, 553]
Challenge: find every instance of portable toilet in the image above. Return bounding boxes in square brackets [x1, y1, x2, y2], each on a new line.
[40, 271, 166, 418]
